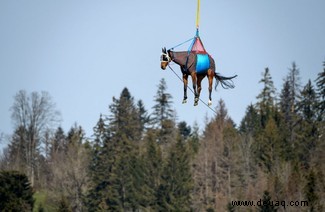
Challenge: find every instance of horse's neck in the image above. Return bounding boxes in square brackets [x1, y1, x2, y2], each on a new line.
[170, 51, 192, 66]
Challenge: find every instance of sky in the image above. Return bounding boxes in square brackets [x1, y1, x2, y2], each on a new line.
[1, 0, 324, 149]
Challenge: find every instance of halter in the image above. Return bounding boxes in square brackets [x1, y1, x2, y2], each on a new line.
[160, 52, 172, 63]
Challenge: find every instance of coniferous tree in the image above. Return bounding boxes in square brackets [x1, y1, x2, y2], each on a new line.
[239, 104, 261, 137]
[0, 171, 34, 211]
[7, 126, 28, 173]
[151, 78, 176, 145]
[141, 129, 163, 210]
[315, 62, 325, 138]
[279, 79, 295, 161]
[295, 80, 319, 168]
[287, 62, 301, 112]
[137, 100, 150, 137]
[86, 114, 108, 211]
[89, 88, 143, 211]
[256, 68, 276, 128]
[304, 169, 318, 212]
[49, 127, 66, 160]
[254, 68, 279, 171]
[157, 136, 193, 211]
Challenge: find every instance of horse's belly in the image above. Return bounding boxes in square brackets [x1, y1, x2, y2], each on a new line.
[196, 54, 210, 74]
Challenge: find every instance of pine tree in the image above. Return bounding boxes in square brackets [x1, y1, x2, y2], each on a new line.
[287, 62, 302, 112]
[89, 88, 143, 211]
[137, 100, 150, 137]
[304, 169, 318, 212]
[239, 104, 261, 137]
[86, 115, 108, 211]
[0, 171, 34, 211]
[49, 127, 67, 160]
[7, 126, 28, 173]
[279, 79, 294, 161]
[151, 78, 176, 145]
[157, 136, 193, 211]
[141, 130, 163, 210]
[256, 68, 276, 128]
[315, 62, 325, 137]
[296, 80, 319, 168]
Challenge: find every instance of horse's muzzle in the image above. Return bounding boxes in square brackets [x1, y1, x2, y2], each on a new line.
[161, 62, 167, 70]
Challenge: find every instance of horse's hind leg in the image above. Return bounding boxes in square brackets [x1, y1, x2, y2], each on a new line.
[182, 73, 188, 104]
[207, 69, 214, 106]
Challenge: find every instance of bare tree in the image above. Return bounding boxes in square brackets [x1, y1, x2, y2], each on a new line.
[10, 90, 60, 186]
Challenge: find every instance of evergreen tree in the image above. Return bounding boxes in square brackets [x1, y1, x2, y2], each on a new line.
[7, 126, 28, 173]
[315, 61, 325, 121]
[304, 169, 318, 212]
[0, 171, 34, 211]
[152, 78, 174, 127]
[49, 127, 67, 160]
[151, 78, 176, 145]
[137, 100, 150, 136]
[256, 68, 276, 128]
[108, 87, 142, 142]
[278, 79, 294, 161]
[157, 137, 193, 211]
[141, 130, 163, 210]
[297, 80, 318, 122]
[239, 104, 261, 136]
[178, 121, 192, 141]
[255, 118, 281, 172]
[86, 115, 108, 211]
[87, 88, 143, 211]
[286, 62, 302, 114]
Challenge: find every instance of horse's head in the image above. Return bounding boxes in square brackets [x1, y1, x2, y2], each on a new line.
[160, 47, 171, 70]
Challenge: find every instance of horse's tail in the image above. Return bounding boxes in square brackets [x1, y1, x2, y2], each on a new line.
[214, 72, 237, 90]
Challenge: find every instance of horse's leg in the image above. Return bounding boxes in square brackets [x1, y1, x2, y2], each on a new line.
[190, 72, 199, 106]
[196, 74, 204, 105]
[207, 69, 214, 106]
[182, 73, 188, 104]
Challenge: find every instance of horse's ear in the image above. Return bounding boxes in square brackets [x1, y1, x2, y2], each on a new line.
[163, 47, 166, 53]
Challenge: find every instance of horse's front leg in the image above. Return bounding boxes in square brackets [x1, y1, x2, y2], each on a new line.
[196, 74, 204, 105]
[182, 73, 188, 104]
[207, 69, 214, 106]
[190, 72, 199, 106]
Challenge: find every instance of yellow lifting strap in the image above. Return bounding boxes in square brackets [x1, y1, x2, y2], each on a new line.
[196, 0, 200, 30]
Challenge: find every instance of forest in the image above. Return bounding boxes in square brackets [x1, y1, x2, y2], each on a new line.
[0, 61, 324, 212]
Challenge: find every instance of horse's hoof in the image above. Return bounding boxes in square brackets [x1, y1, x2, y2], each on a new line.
[194, 102, 198, 106]
[182, 99, 187, 104]
[208, 100, 212, 106]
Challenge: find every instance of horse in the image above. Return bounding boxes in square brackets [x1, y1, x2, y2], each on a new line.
[160, 47, 237, 106]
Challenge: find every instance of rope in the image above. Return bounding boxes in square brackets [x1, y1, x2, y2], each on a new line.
[168, 37, 195, 51]
[196, 0, 200, 30]
[167, 64, 217, 115]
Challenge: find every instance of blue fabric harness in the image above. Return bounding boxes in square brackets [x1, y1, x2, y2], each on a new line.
[196, 54, 210, 73]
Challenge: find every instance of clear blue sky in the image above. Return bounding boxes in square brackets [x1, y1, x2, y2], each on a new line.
[1, 0, 324, 148]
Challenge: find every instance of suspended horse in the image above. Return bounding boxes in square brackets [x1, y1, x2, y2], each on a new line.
[160, 0, 237, 106]
[160, 45, 237, 106]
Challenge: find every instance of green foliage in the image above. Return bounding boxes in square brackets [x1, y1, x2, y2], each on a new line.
[157, 137, 193, 211]
[304, 169, 318, 212]
[0, 170, 34, 211]
[3, 70, 324, 211]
